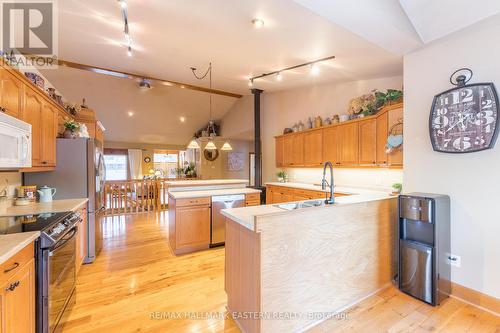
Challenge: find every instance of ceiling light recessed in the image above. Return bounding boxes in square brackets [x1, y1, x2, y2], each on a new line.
[127, 111, 134, 117]
[252, 18, 265, 28]
[276, 72, 283, 81]
[180, 116, 186, 123]
[119, 0, 127, 9]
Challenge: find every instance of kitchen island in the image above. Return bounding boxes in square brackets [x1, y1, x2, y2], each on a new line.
[167, 179, 261, 255]
[221, 190, 398, 333]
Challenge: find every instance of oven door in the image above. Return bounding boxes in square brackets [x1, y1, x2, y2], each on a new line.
[48, 227, 77, 333]
[0, 112, 31, 169]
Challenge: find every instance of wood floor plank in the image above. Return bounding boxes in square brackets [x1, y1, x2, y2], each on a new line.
[59, 212, 498, 333]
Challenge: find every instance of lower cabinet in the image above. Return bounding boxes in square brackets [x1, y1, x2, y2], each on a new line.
[0, 243, 35, 333]
[168, 197, 211, 255]
[245, 193, 261, 206]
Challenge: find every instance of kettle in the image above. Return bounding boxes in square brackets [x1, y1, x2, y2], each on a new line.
[37, 186, 56, 203]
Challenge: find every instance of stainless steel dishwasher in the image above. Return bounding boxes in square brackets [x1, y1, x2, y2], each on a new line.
[211, 194, 245, 246]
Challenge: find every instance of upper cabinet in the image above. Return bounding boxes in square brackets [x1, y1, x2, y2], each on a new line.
[303, 129, 323, 166]
[0, 69, 24, 119]
[359, 119, 377, 166]
[274, 103, 403, 169]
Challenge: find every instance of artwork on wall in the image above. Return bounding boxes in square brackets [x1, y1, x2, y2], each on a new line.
[430, 68, 499, 153]
[227, 152, 244, 171]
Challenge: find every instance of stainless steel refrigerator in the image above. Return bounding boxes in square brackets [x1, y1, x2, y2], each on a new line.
[25, 138, 106, 263]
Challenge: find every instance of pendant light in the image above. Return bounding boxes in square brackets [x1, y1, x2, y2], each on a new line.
[187, 139, 200, 149]
[204, 141, 217, 150]
[221, 142, 232, 151]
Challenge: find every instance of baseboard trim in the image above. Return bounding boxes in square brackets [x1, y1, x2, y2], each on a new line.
[450, 282, 500, 317]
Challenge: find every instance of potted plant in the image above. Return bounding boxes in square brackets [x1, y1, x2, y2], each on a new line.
[63, 119, 80, 139]
[392, 183, 403, 195]
[276, 170, 288, 183]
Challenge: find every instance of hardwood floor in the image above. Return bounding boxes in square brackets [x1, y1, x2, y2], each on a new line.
[60, 212, 499, 333]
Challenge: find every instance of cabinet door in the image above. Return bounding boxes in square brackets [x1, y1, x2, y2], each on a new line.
[1, 259, 35, 333]
[266, 188, 274, 204]
[291, 134, 304, 166]
[275, 136, 284, 167]
[387, 107, 403, 166]
[22, 88, 43, 167]
[376, 112, 388, 165]
[338, 123, 359, 165]
[358, 119, 377, 165]
[176, 206, 210, 248]
[40, 103, 57, 166]
[0, 69, 24, 119]
[304, 130, 323, 166]
[283, 135, 293, 166]
[323, 126, 339, 166]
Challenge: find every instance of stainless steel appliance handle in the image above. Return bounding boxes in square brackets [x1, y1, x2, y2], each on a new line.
[50, 227, 78, 254]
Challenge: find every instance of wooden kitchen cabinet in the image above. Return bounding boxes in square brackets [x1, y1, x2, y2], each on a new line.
[0, 243, 35, 333]
[323, 126, 340, 166]
[22, 87, 43, 167]
[304, 129, 323, 166]
[376, 111, 389, 165]
[338, 122, 359, 165]
[168, 196, 211, 255]
[358, 119, 377, 166]
[274, 102, 403, 169]
[245, 193, 261, 206]
[0, 68, 24, 119]
[40, 103, 58, 166]
[275, 136, 284, 167]
[266, 184, 351, 205]
[387, 106, 403, 166]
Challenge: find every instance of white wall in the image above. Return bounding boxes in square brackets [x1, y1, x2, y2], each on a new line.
[404, 15, 500, 299]
[222, 75, 404, 189]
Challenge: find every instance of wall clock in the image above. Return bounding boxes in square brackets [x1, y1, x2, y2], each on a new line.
[203, 149, 219, 161]
[430, 68, 499, 153]
[144, 157, 151, 163]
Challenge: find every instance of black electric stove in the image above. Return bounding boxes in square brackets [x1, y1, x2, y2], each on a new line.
[0, 211, 82, 333]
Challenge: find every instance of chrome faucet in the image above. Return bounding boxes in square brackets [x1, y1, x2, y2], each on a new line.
[322, 161, 335, 204]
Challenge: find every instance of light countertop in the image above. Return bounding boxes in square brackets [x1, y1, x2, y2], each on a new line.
[0, 198, 89, 217]
[165, 179, 249, 187]
[169, 187, 261, 199]
[0, 231, 39, 265]
[222, 184, 395, 230]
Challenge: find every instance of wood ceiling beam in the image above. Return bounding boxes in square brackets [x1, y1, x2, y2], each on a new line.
[56, 59, 243, 99]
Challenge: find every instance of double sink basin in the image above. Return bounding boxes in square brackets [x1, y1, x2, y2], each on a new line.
[274, 199, 329, 211]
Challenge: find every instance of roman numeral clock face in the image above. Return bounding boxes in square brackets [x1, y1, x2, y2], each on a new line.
[430, 83, 500, 153]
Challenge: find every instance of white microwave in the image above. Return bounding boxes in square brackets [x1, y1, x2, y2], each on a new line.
[0, 112, 32, 169]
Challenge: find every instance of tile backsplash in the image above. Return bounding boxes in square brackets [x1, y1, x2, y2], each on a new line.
[0, 172, 22, 213]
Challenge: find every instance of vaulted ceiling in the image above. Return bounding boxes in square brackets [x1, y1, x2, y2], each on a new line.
[41, 0, 500, 145]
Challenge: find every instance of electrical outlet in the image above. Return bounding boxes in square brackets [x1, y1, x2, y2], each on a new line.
[447, 254, 461, 267]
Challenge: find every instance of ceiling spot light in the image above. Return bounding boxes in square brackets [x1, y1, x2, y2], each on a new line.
[119, 0, 127, 9]
[221, 142, 233, 151]
[180, 116, 186, 123]
[205, 140, 217, 150]
[127, 111, 134, 117]
[252, 18, 265, 28]
[248, 79, 253, 87]
[311, 63, 320, 76]
[276, 72, 283, 81]
[139, 78, 151, 90]
[187, 139, 200, 149]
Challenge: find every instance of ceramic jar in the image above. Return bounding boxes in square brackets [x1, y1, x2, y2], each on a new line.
[314, 116, 323, 128]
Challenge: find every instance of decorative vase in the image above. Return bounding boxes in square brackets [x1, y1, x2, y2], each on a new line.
[298, 121, 304, 131]
[314, 116, 323, 128]
[292, 123, 299, 132]
[339, 114, 350, 122]
[63, 129, 77, 139]
[324, 117, 332, 125]
[306, 117, 313, 129]
[332, 115, 340, 124]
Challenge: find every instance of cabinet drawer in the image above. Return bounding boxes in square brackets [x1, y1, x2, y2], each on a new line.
[175, 197, 211, 207]
[0, 242, 34, 285]
[245, 193, 260, 202]
[245, 200, 260, 206]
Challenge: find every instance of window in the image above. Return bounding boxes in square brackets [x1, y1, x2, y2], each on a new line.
[153, 151, 180, 178]
[104, 154, 128, 181]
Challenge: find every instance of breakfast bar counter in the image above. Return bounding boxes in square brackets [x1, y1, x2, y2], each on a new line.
[222, 193, 398, 333]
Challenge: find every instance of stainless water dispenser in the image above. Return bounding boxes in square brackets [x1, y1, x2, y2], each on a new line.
[398, 193, 451, 305]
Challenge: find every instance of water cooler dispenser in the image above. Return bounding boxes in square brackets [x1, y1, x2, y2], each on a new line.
[398, 193, 451, 305]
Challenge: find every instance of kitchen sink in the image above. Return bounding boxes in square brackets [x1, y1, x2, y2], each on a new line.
[274, 200, 326, 211]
